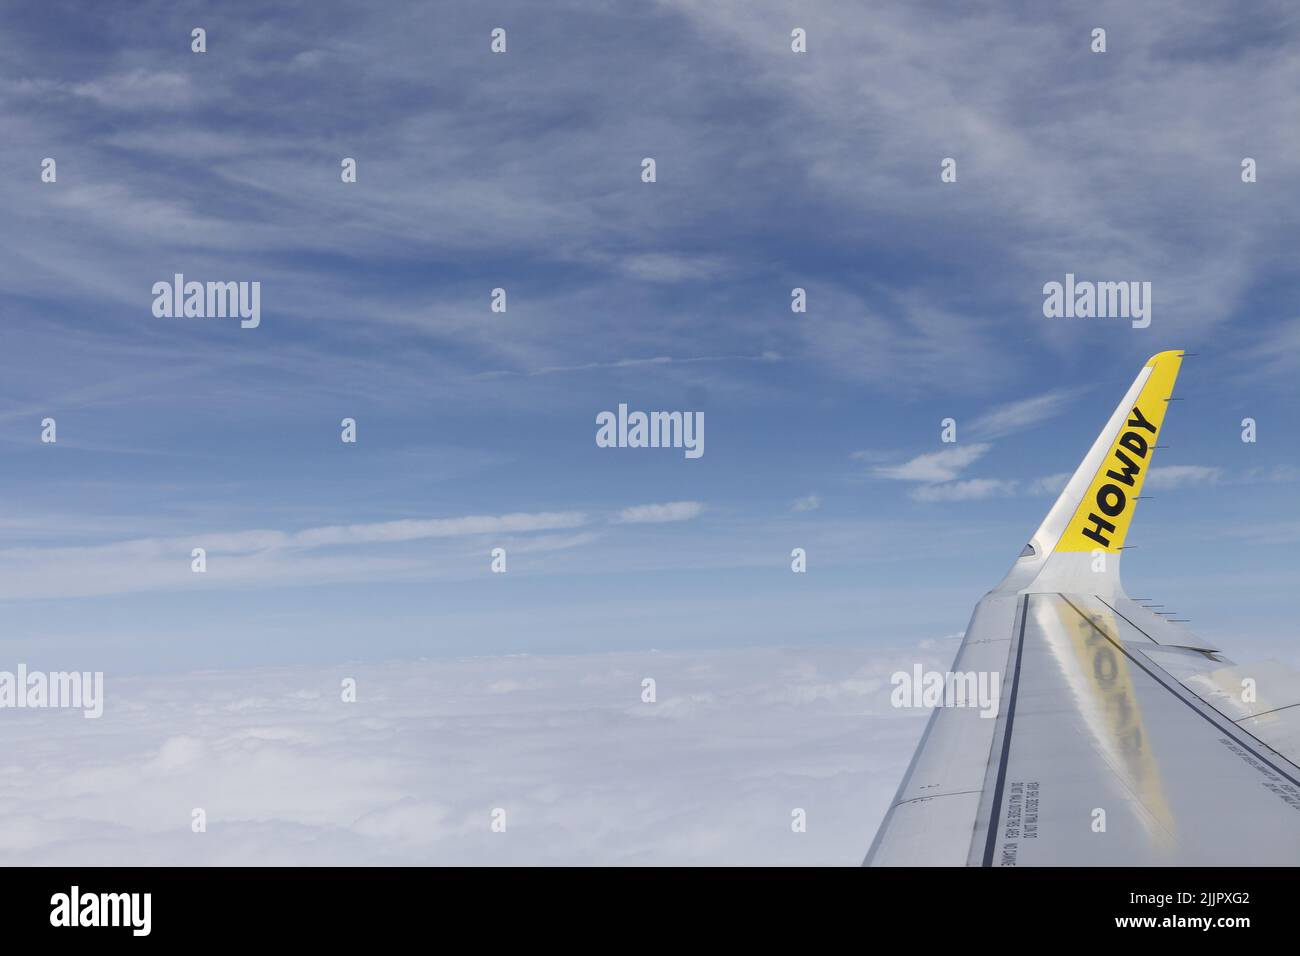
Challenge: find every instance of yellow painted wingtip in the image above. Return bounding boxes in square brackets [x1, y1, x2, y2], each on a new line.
[1145, 349, 1185, 367]
[1052, 349, 1185, 555]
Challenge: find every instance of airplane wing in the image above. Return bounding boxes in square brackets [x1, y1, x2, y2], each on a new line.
[865, 350, 1300, 866]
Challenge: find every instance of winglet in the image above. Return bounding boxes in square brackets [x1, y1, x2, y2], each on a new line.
[1003, 350, 1184, 595]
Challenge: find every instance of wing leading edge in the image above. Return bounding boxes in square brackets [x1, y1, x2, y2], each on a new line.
[866, 350, 1300, 866]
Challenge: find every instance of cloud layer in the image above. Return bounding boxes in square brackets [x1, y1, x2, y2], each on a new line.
[0, 645, 944, 865]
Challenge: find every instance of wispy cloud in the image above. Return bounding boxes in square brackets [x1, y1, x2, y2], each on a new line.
[791, 494, 821, 513]
[619, 253, 731, 283]
[614, 501, 705, 524]
[69, 69, 195, 110]
[468, 353, 779, 381]
[287, 513, 588, 548]
[0, 502, 725, 599]
[1027, 472, 1071, 497]
[866, 385, 1083, 501]
[969, 388, 1084, 440]
[1242, 465, 1300, 484]
[1227, 521, 1300, 546]
[866, 444, 991, 483]
[911, 479, 1018, 503]
[1145, 465, 1223, 490]
[0, 510, 592, 600]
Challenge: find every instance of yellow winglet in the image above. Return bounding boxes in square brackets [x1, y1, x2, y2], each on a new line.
[1054, 350, 1184, 554]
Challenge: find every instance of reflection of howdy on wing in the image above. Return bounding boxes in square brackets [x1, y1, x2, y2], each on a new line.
[1038, 596, 1177, 851]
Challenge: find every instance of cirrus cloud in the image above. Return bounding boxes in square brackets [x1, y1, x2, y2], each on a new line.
[614, 501, 705, 524]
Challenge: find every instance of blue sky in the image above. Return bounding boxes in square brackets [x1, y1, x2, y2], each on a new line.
[1, 0, 1299, 674]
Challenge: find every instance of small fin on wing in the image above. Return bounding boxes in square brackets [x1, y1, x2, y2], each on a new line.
[1011, 350, 1183, 595]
